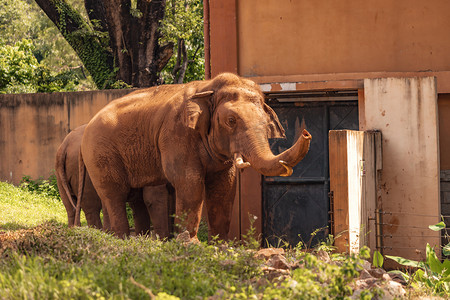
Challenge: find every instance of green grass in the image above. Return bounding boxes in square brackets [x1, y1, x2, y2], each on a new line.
[0, 181, 402, 299]
[0, 181, 68, 230]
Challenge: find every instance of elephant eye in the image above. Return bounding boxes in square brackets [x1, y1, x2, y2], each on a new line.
[227, 116, 236, 127]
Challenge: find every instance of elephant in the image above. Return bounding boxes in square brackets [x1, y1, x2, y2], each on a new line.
[80, 73, 311, 239]
[55, 124, 174, 237]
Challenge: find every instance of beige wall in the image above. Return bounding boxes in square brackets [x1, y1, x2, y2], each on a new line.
[0, 89, 136, 184]
[363, 77, 440, 262]
[237, 0, 450, 77]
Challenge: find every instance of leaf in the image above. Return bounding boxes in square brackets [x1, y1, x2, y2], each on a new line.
[385, 255, 425, 269]
[429, 221, 446, 231]
[443, 260, 450, 276]
[372, 250, 384, 268]
[444, 242, 450, 256]
[426, 243, 443, 274]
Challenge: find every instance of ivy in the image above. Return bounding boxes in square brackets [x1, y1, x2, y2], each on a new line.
[48, 0, 115, 88]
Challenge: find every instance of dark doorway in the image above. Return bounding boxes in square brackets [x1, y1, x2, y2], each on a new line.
[263, 93, 359, 248]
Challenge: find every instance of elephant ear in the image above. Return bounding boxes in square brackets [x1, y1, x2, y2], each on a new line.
[263, 103, 286, 138]
[184, 90, 214, 131]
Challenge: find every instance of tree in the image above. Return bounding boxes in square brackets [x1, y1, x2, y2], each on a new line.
[33, 0, 174, 89]
[0, 0, 86, 74]
[0, 39, 82, 93]
[160, 0, 204, 84]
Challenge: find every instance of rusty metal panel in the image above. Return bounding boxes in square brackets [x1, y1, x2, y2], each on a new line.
[263, 100, 358, 248]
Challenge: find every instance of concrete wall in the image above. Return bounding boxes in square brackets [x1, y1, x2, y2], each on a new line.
[363, 77, 440, 261]
[0, 89, 136, 184]
[236, 0, 450, 77]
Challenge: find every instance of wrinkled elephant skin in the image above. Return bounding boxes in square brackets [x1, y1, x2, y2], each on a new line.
[81, 73, 311, 239]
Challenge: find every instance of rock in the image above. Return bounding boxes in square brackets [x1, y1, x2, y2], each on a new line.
[316, 249, 331, 263]
[267, 254, 290, 270]
[359, 269, 374, 280]
[368, 268, 387, 279]
[362, 260, 372, 271]
[388, 272, 408, 286]
[256, 248, 285, 260]
[382, 273, 392, 281]
[383, 280, 406, 298]
[261, 266, 290, 282]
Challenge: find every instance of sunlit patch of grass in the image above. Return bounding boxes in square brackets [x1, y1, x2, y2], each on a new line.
[0, 181, 84, 230]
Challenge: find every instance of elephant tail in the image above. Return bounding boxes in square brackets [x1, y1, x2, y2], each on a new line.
[75, 148, 86, 227]
[55, 149, 78, 213]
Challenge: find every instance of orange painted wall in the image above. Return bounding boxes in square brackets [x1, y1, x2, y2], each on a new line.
[0, 89, 136, 184]
[439, 94, 450, 170]
[236, 0, 450, 77]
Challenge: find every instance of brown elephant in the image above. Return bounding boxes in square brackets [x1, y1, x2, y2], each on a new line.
[55, 124, 174, 237]
[80, 73, 311, 239]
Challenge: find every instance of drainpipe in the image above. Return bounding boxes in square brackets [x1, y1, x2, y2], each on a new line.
[203, 0, 211, 79]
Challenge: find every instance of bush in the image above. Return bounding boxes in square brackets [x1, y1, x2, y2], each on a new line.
[20, 174, 60, 199]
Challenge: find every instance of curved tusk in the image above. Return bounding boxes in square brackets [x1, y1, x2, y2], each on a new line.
[279, 160, 293, 177]
[235, 153, 251, 169]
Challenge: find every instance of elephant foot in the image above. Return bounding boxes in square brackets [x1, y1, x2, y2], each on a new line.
[176, 231, 200, 245]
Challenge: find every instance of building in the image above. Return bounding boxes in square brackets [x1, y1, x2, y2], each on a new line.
[205, 0, 450, 261]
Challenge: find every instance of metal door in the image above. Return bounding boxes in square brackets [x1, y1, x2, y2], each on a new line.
[263, 95, 359, 248]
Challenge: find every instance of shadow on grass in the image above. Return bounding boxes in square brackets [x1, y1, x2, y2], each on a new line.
[0, 219, 68, 231]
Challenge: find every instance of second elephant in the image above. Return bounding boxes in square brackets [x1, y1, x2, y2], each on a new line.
[55, 124, 174, 237]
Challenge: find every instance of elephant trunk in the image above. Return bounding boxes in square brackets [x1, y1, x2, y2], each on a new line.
[237, 129, 311, 177]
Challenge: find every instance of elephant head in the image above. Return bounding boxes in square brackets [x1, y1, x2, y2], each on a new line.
[183, 73, 311, 176]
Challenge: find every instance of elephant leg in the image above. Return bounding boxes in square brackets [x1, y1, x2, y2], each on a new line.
[129, 188, 151, 235]
[56, 177, 76, 227]
[172, 180, 204, 240]
[143, 184, 175, 239]
[205, 166, 237, 240]
[82, 177, 103, 229]
[102, 203, 111, 231]
[94, 187, 130, 237]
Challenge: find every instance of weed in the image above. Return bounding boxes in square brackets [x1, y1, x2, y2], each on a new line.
[382, 220, 450, 297]
[20, 174, 60, 199]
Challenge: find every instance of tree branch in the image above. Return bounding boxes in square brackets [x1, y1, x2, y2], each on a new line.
[34, 0, 114, 88]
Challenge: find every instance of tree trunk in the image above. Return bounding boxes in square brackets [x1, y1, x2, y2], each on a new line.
[99, 0, 169, 87]
[35, 0, 172, 88]
[34, 0, 115, 88]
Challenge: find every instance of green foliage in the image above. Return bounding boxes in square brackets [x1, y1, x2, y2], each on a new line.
[241, 214, 261, 250]
[0, 221, 263, 299]
[49, 0, 114, 88]
[19, 174, 60, 199]
[0, 39, 90, 93]
[260, 247, 380, 300]
[372, 250, 384, 268]
[1, 179, 387, 299]
[0, 40, 39, 91]
[197, 219, 209, 242]
[384, 221, 450, 297]
[0, 0, 96, 91]
[160, 0, 205, 84]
